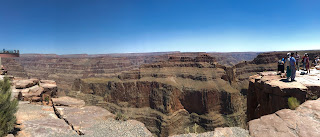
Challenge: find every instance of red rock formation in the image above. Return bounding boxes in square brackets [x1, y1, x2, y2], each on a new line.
[247, 71, 320, 121]
[71, 54, 247, 136]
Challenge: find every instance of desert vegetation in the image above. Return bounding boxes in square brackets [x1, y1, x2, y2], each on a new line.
[288, 97, 300, 110]
[115, 112, 128, 121]
[0, 77, 18, 137]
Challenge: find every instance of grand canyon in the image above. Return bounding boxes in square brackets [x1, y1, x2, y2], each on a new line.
[2, 50, 320, 137]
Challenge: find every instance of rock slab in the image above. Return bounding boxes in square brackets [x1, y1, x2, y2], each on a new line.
[170, 127, 250, 137]
[249, 98, 320, 137]
[15, 101, 78, 137]
[52, 96, 85, 107]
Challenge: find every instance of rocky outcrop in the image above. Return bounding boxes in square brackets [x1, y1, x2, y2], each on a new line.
[247, 70, 320, 121]
[170, 127, 250, 137]
[11, 78, 58, 102]
[15, 101, 78, 137]
[249, 98, 320, 137]
[52, 96, 85, 107]
[15, 97, 153, 137]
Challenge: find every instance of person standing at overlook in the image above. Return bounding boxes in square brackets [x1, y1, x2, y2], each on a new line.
[302, 53, 310, 74]
[285, 53, 291, 81]
[314, 56, 319, 66]
[290, 52, 297, 81]
[295, 52, 300, 71]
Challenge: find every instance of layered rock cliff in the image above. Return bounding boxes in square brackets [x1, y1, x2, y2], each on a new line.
[2, 52, 259, 93]
[247, 71, 320, 121]
[71, 54, 247, 136]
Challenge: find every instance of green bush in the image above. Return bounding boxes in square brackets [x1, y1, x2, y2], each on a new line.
[288, 97, 300, 110]
[115, 112, 128, 121]
[44, 96, 50, 102]
[0, 77, 18, 136]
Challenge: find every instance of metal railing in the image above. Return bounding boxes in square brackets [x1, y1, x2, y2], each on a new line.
[0, 49, 19, 54]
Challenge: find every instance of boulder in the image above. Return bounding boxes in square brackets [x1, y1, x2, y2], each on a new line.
[5, 134, 14, 137]
[15, 79, 38, 89]
[40, 83, 58, 97]
[31, 96, 41, 102]
[249, 98, 320, 137]
[52, 96, 85, 107]
[23, 85, 44, 98]
[40, 80, 56, 85]
[29, 85, 44, 95]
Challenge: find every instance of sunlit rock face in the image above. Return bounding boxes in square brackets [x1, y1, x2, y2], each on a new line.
[249, 98, 320, 137]
[2, 52, 259, 92]
[15, 97, 152, 137]
[71, 54, 248, 136]
[5, 50, 319, 136]
[247, 70, 320, 121]
[11, 78, 58, 102]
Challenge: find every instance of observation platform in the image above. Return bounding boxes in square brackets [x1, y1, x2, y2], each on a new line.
[0, 49, 20, 57]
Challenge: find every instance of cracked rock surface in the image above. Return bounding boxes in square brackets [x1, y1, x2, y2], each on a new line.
[52, 96, 153, 137]
[249, 98, 320, 137]
[15, 101, 78, 137]
[15, 97, 153, 137]
[170, 127, 250, 137]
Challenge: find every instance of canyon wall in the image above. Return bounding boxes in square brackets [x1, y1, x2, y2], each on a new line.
[2, 52, 259, 93]
[71, 54, 247, 136]
[2, 53, 171, 91]
[4, 50, 319, 136]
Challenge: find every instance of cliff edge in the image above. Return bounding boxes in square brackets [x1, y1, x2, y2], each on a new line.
[247, 70, 320, 121]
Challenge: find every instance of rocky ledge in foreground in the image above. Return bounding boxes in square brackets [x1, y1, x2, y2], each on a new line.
[247, 69, 320, 120]
[170, 127, 249, 137]
[15, 96, 152, 137]
[11, 78, 58, 103]
[249, 98, 320, 137]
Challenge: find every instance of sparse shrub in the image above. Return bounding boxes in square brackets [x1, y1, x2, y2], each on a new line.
[0, 77, 18, 137]
[193, 123, 199, 134]
[184, 126, 190, 134]
[223, 115, 237, 127]
[310, 95, 318, 100]
[44, 96, 50, 102]
[184, 123, 204, 134]
[115, 112, 128, 121]
[288, 97, 300, 110]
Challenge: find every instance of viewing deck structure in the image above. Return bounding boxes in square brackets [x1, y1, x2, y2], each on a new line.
[0, 49, 20, 70]
[0, 49, 20, 57]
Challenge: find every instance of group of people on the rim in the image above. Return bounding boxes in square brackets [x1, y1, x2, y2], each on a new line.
[278, 52, 319, 82]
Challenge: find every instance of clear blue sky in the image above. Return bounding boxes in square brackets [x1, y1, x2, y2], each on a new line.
[0, 0, 319, 54]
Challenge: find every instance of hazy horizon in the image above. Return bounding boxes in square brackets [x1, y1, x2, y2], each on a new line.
[1, 0, 320, 54]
